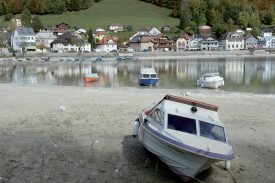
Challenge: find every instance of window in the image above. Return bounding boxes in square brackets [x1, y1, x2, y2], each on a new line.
[143, 74, 149, 78]
[149, 108, 164, 127]
[167, 114, 197, 135]
[199, 121, 226, 142]
[150, 74, 157, 78]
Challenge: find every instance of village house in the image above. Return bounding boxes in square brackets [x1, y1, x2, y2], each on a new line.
[11, 27, 36, 52]
[51, 32, 91, 53]
[95, 36, 117, 52]
[258, 29, 275, 48]
[187, 34, 203, 51]
[199, 36, 219, 51]
[243, 33, 258, 49]
[53, 23, 70, 36]
[108, 23, 124, 32]
[161, 25, 172, 32]
[129, 31, 151, 42]
[220, 31, 245, 50]
[172, 34, 189, 51]
[142, 26, 162, 36]
[129, 35, 154, 52]
[35, 31, 57, 52]
[152, 34, 173, 51]
[11, 15, 22, 28]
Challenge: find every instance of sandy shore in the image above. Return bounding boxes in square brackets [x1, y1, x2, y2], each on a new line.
[0, 84, 274, 183]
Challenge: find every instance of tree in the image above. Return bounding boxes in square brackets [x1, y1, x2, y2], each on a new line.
[262, 10, 274, 25]
[21, 8, 32, 27]
[179, 0, 192, 29]
[4, 13, 13, 21]
[8, 19, 16, 32]
[37, 43, 47, 55]
[31, 15, 44, 32]
[87, 28, 95, 49]
[239, 11, 250, 29]
[50, 0, 65, 14]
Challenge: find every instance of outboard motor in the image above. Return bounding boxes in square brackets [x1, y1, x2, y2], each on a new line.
[132, 118, 140, 138]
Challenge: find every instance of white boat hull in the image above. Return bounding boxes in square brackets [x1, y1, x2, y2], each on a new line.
[197, 80, 224, 89]
[139, 123, 217, 179]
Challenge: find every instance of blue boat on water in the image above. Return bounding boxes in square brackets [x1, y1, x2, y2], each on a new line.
[138, 68, 159, 86]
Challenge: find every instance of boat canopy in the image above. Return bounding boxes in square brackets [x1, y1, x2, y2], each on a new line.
[140, 68, 157, 75]
[202, 72, 220, 77]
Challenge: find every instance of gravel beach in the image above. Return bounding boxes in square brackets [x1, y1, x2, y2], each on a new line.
[0, 84, 274, 183]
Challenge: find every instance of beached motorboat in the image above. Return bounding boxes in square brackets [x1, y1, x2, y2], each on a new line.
[132, 95, 234, 181]
[138, 67, 159, 86]
[197, 73, 224, 89]
[84, 73, 99, 82]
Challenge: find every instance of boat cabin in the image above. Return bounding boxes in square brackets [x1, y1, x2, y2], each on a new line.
[139, 68, 157, 79]
[144, 95, 227, 144]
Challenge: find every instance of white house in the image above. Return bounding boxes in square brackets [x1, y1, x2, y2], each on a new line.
[11, 27, 36, 52]
[141, 26, 162, 36]
[221, 31, 245, 50]
[108, 23, 124, 32]
[35, 31, 57, 52]
[51, 32, 91, 53]
[258, 29, 275, 48]
[95, 36, 117, 52]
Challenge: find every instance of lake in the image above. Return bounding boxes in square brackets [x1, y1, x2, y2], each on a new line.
[1, 57, 275, 94]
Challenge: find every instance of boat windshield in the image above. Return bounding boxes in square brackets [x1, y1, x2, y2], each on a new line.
[142, 74, 150, 78]
[167, 114, 197, 135]
[150, 74, 157, 78]
[199, 121, 226, 143]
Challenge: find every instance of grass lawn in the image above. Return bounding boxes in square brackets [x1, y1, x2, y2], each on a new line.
[40, 0, 179, 31]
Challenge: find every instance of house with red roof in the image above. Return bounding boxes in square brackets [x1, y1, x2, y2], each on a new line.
[95, 36, 117, 52]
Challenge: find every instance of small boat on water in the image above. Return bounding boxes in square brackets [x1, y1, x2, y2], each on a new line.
[197, 72, 224, 89]
[132, 95, 234, 181]
[95, 57, 103, 62]
[116, 56, 138, 61]
[84, 73, 99, 82]
[138, 67, 159, 86]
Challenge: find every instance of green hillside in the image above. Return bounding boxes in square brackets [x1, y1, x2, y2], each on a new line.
[40, 0, 179, 31]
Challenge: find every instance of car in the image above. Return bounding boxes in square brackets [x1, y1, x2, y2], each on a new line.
[51, 50, 58, 53]
[141, 49, 148, 52]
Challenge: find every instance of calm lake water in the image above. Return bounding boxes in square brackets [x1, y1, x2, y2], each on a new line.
[1, 57, 275, 94]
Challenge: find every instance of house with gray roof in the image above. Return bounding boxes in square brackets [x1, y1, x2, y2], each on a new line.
[243, 33, 258, 49]
[199, 36, 219, 51]
[220, 31, 245, 50]
[35, 30, 57, 52]
[11, 27, 36, 52]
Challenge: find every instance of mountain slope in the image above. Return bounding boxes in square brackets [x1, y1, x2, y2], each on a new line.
[40, 0, 179, 30]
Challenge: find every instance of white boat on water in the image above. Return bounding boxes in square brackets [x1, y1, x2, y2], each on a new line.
[197, 73, 224, 89]
[132, 95, 234, 181]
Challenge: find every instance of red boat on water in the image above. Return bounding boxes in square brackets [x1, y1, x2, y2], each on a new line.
[84, 73, 99, 82]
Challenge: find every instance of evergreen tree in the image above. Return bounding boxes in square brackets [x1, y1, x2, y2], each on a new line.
[31, 15, 44, 32]
[87, 28, 95, 49]
[21, 8, 32, 27]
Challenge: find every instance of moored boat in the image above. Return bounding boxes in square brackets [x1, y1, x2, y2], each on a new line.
[197, 72, 224, 89]
[132, 95, 234, 181]
[84, 73, 99, 82]
[138, 67, 159, 86]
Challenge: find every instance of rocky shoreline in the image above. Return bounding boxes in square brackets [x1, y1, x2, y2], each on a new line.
[1, 50, 275, 63]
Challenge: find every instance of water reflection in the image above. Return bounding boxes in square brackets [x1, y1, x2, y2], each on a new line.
[1, 57, 275, 94]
